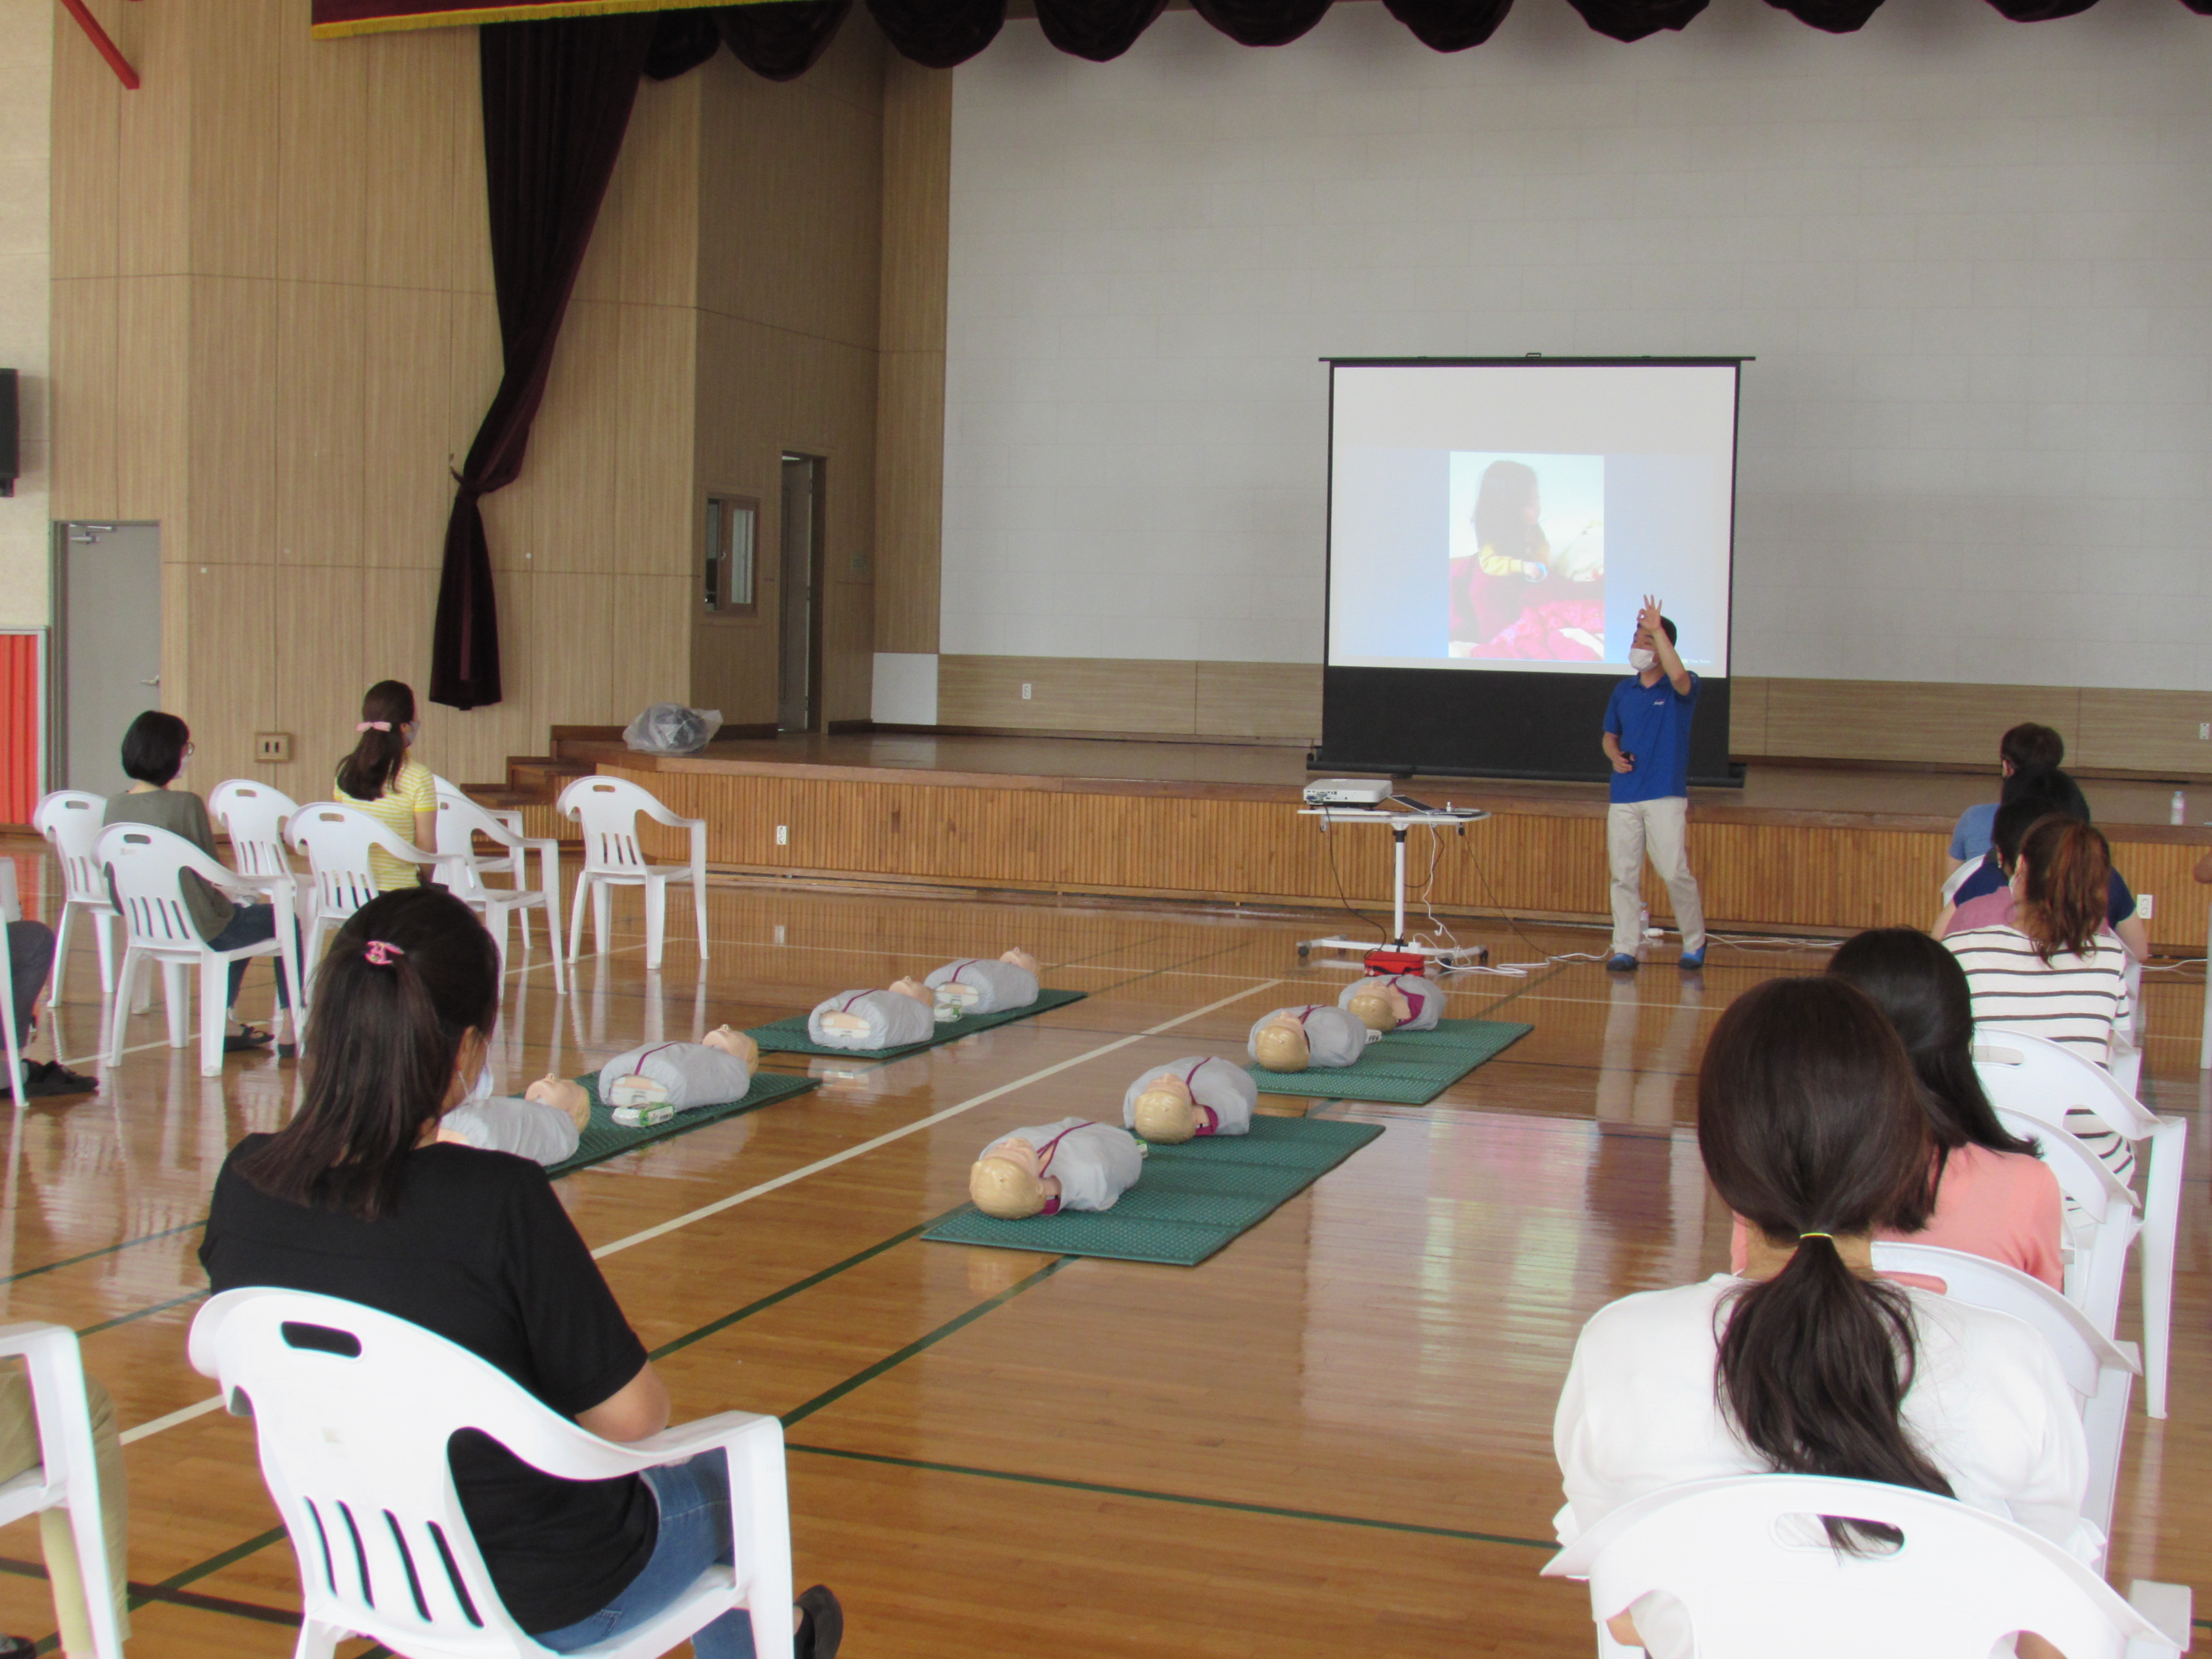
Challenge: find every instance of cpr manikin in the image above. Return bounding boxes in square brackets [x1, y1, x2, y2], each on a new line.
[1248, 1005, 1376, 1072]
[440, 1067, 594, 1166]
[1338, 972, 1443, 1033]
[807, 978, 937, 1051]
[923, 948, 1041, 1016]
[1121, 1056, 1258, 1144]
[968, 1118, 1144, 1219]
[598, 1026, 758, 1124]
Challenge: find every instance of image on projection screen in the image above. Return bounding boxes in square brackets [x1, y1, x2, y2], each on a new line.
[1327, 362, 1737, 677]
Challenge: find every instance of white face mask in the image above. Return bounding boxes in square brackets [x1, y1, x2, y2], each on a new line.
[1628, 648, 1658, 672]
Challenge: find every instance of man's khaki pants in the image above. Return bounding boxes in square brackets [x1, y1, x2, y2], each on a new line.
[0, 1367, 131, 1654]
[1607, 796, 1706, 958]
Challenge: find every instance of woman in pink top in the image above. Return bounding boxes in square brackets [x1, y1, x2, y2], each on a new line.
[1730, 928, 2063, 1288]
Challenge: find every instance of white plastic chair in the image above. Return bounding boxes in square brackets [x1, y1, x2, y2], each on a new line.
[557, 776, 708, 973]
[1976, 1032, 2184, 1419]
[433, 794, 568, 994]
[189, 1287, 794, 1659]
[1872, 1240, 2138, 1542]
[287, 802, 458, 975]
[0, 862, 24, 1104]
[1544, 1474, 2185, 1659]
[99, 823, 305, 1078]
[432, 777, 529, 894]
[0, 1322, 126, 1659]
[209, 779, 302, 898]
[1992, 1107, 2141, 1344]
[32, 792, 118, 997]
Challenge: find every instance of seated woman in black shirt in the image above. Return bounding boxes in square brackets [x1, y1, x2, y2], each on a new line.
[201, 887, 839, 1659]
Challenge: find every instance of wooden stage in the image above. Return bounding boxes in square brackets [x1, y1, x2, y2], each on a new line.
[556, 732, 2212, 953]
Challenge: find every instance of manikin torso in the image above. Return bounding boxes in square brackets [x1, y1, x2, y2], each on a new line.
[1247, 1005, 1376, 1071]
[1338, 972, 1444, 1032]
[922, 950, 1041, 1015]
[971, 1117, 1144, 1217]
[598, 1026, 757, 1112]
[808, 980, 937, 1050]
[1121, 1056, 1258, 1142]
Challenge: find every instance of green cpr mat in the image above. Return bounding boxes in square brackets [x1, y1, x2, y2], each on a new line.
[919, 1115, 1384, 1266]
[546, 1071, 821, 1177]
[1245, 1017, 1532, 1105]
[749, 987, 1088, 1060]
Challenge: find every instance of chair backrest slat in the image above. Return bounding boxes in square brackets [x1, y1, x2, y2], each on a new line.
[34, 792, 115, 907]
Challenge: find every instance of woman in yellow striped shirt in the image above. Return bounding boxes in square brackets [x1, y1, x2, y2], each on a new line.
[334, 680, 437, 889]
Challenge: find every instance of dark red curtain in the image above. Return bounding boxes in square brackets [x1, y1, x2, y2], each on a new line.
[864, 0, 1005, 67]
[432, 14, 655, 711]
[1563, 0, 1707, 38]
[1192, 0, 1333, 45]
[1381, 0, 1514, 48]
[644, 2, 855, 81]
[1034, 0, 1170, 60]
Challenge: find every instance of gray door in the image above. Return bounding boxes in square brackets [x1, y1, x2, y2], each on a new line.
[60, 521, 162, 796]
[778, 455, 822, 733]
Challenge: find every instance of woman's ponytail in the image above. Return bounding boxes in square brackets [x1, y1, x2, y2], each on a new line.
[1698, 978, 1954, 1544]
[336, 679, 417, 801]
[2017, 815, 2111, 962]
[235, 888, 499, 1219]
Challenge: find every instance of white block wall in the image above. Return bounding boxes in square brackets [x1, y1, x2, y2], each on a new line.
[945, 0, 2212, 686]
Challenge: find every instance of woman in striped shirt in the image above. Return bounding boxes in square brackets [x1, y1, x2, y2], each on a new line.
[1944, 815, 2133, 1176]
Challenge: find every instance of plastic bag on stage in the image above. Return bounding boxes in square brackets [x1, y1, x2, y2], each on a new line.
[623, 703, 722, 755]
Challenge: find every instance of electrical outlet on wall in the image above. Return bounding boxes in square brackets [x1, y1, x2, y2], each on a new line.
[2140, 893, 2156, 920]
[775, 825, 789, 846]
[1020, 682, 1032, 700]
[253, 732, 291, 763]
[2198, 723, 2208, 740]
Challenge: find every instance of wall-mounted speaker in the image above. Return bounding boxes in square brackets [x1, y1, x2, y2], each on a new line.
[0, 370, 16, 498]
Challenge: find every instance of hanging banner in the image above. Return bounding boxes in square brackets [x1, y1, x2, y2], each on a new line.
[311, 0, 737, 39]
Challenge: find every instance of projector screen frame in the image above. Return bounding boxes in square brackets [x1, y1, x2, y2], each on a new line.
[1315, 355, 1747, 787]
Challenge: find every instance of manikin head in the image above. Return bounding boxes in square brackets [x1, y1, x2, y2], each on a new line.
[888, 977, 932, 1003]
[703, 1025, 759, 1067]
[1000, 947, 1040, 974]
[525, 1073, 593, 1132]
[969, 1138, 1053, 1218]
[1131, 1074, 1205, 1143]
[1253, 1014, 1312, 1073]
[1346, 978, 1413, 1032]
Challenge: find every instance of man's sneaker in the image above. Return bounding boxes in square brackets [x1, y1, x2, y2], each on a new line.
[1605, 953, 1639, 973]
[17, 1061, 96, 1100]
[1678, 948, 1707, 971]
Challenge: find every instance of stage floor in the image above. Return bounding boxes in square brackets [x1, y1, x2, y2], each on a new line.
[576, 732, 2212, 836]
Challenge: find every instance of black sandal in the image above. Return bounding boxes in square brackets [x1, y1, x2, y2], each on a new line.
[796, 1585, 842, 1659]
[223, 1025, 275, 1053]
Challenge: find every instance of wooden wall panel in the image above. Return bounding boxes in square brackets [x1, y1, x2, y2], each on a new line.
[1194, 662, 1321, 742]
[49, 0, 118, 281]
[361, 24, 482, 293]
[873, 56, 950, 658]
[2077, 688, 2212, 776]
[187, 275, 276, 565]
[1744, 678, 2079, 767]
[938, 655, 1202, 736]
[276, 0, 368, 286]
[114, 274, 187, 536]
[186, 0, 279, 281]
[49, 278, 117, 517]
[604, 763, 2212, 953]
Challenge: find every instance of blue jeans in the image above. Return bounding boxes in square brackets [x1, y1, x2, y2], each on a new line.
[535, 1451, 758, 1658]
[204, 903, 299, 1011]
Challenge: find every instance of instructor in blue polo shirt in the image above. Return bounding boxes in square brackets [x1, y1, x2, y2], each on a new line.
[1600, 595, 1706, 973]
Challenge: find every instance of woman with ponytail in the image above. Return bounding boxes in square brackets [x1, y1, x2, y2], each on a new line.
[1727, 929, 2064, 1287]
[201, 889, 842, 1658]
[1554, 977, 2089, 1657]
[333, 680, 438, 890]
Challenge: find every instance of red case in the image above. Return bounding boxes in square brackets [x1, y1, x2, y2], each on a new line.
[1363, 949, 1428, 977]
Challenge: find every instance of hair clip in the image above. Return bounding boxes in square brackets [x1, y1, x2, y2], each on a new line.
[363, 941, 403, 967]
[356, 721, 393, 733]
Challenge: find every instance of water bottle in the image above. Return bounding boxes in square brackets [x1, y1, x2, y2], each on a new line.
[2172, 790, 2187, 827]
[1640, 902, 1661, 940]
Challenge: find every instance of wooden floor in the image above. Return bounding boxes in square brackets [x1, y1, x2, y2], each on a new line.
[0, 842, 2207, 1656]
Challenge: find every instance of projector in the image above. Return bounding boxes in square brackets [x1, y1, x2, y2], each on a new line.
[1303, 778, 1394, 806]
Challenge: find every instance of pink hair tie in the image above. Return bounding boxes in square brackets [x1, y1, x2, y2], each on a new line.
[363, 941, 403, 967]
[356, 721, 392, 733]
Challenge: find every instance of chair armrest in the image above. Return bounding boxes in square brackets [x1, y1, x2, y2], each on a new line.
[0, 1323, 75, 1363]
[620, 1409, 780, 1469]
[2126, 1579, 2190, 1650]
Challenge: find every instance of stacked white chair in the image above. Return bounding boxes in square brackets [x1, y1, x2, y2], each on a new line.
[1976, 1033, 2184, 1418]
[557, 776, 709, 973]
[1871, 1240, 2138, 1542]
[1545, 1473, 2185, 1659]
[432, 794, 568, 993]
[189, 1287, 795, 1659]
[98, 823, 305, 1078]
[0, 1321, 127, 1658]
[287, 802, 456, 975]
[31, 792, 119, 998]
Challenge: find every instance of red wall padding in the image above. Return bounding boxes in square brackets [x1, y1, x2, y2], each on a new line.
[0, 634, 40, 826]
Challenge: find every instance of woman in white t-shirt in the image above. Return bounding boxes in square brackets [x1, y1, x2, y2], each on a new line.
[1554, 977, 2089, 1658]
